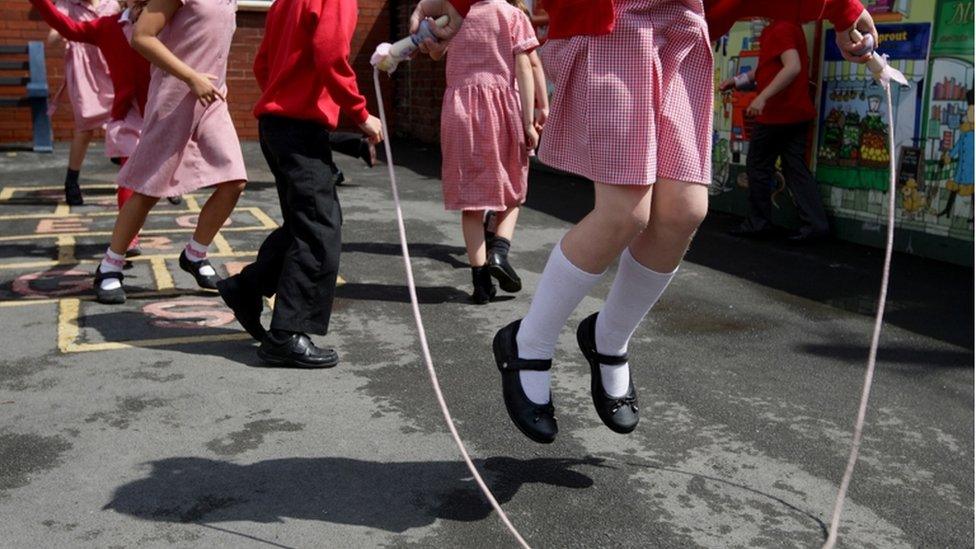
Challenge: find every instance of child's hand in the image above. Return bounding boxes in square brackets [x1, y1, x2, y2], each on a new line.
[525, 125, 539, 150]
[718, 77, 735, 92]
[359, 115, 384, 144]
[187, 72, 224, 106]
[534, 107, 548, 133]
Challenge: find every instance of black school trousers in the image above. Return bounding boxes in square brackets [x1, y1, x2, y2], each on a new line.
[240, 115, 342, 335]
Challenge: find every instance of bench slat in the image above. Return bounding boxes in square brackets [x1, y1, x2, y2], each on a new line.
[0, 97, 29, 107]
[0, 76, 29, 86]
[0, 61, 29, 70]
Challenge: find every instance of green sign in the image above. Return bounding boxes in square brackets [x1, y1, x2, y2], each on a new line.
[932, 0, 974, 56]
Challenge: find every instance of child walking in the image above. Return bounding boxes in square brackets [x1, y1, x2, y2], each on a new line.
[51, 0, 118, 205]
[92, 0, 247, 304]
[437, 0, 540, 304]
[416, 0, 878, 443]
[31, 0, 150, 253]
[216, 0, 382, 368]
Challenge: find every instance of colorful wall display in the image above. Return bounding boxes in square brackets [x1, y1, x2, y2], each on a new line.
[709, 0, 973, 265]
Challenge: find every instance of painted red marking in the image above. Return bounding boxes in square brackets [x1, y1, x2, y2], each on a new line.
[137, 236, 174, 250]
[35, 218, 93, 234]
[142, 298, 234, 329]
[12, 268, 91, 297]
[175, 215, 232, 228]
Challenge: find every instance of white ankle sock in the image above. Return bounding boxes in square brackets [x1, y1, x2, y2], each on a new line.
[185, 239, 216, 276]
[98, 248, 126, 290]
[595, 249, 676, 397]
[516, 240, 605, 404]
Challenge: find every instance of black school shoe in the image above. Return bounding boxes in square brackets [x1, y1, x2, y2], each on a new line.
[179, 250, 220, 290]
[492, 320, 557, 444]
[216, 275, 266, 341]
[94, 267, 125, 304]
[471, 266, 496, 304]
[487, 249, 522, 293]
[64, 181, 83, 206]
[576, 312, 639, 434]
[257, 332, 339, 369]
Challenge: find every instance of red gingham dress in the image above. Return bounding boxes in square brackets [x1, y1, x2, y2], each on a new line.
[440, 0, 539, 211]
[538, 0, 713, 186]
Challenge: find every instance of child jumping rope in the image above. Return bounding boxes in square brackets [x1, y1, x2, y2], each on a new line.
[434, 0, 540, 304]
[93, 0, 247, 304]
[413, 0, 879, 443]
[31, 0, 150, 254]
[50, 0, 117, 205]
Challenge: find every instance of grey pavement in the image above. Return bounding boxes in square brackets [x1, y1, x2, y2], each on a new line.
[0, 140, 972, 548]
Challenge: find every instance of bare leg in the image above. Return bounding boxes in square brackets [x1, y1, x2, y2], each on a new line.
[629, 179, 709, 271]
[493, 206, 521, 241]
[461, 210, 487, 266]
[68, 129, 93, 171]
[192, 180, 246, 245]
[561, 183, 654, 273]
[109, 192, 159, 255]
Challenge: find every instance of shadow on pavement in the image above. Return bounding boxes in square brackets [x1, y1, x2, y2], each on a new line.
[103, 456, 606, 531]
[342, 241, 469, 269]
[798, 343, 972, 368]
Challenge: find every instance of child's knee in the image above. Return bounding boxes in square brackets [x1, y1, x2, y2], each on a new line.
[654, 202, 707, 236]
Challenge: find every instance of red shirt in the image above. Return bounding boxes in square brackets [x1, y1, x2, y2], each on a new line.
[253, 0, 369, 128]
[448, 0, 864, 41]
[755, 21, 816, 125]
[30, 0, 149, 121]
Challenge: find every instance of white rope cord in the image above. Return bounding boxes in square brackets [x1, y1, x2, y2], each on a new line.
[822, 77, 898, 549]
[372, 68, 532, 549]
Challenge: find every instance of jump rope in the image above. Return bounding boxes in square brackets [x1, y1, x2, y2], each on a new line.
[368, 21, 905, 549]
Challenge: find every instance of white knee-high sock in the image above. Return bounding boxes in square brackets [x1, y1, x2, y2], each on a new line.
[516, 240, 605, 404]
[595, 248, 676, 397]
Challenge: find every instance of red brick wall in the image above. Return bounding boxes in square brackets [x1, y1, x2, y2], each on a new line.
[392, 2, 445, 143]
[0, 0, 391, 143]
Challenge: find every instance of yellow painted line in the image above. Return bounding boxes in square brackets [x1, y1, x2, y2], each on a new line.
[184, 195, 202, 213]
[57, 298, 81, 353]
[0, 250, 258, 271]
[249, 207, 279, 229]
[0, 288, 222, 308]
[53, 203, 70, 217]
[0, 183, 117, 196]
[56, 235, 76, 264]
[150, 256, 174, 290]
[211, 233, 233, 256]
[0, 187, 14, 200]
[0, 202, 244, 222]
[337, 275, 346, 287]
[63, 333, 252, 353]
[0, 224, 272, 243]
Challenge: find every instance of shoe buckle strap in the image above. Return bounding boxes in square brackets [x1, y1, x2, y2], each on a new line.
[500, 358, 552, 371]
[592, 349, 628, 366]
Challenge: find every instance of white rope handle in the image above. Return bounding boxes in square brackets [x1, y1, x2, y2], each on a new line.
[822, 77, 898, 549]
[372, 69, 532, 549]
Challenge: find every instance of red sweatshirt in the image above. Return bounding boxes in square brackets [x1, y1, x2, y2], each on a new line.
[30, 0, 149, 121]
[253, 0, 369, 128]
[446, 0, 865, 41]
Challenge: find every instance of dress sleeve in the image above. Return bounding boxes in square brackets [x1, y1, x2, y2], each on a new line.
[511, 10, 539, 55]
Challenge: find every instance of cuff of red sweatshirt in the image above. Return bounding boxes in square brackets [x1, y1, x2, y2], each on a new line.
[348, 107, 369, 126]
[447, 0, 472, 16]
[824, 0, 865, 31]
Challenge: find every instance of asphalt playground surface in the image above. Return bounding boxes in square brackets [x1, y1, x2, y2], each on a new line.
[0, 140, 972, 548]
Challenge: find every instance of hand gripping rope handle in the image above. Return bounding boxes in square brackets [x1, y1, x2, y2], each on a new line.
[822, 30, 906, 549]
[370, 66, 532, 548]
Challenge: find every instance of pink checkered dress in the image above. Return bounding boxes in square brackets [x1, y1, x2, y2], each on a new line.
[538, 0, 713, 186]
[440, 0, 538, 211]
